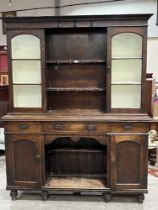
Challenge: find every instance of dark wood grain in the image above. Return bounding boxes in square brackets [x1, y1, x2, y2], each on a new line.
[3, 14, 153, 201]
[46, 28, 107, 60]
[47, 91, 106, 111]
[47, 64, 106, 89]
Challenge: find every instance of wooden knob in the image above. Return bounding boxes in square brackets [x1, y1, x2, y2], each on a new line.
[87, 124, 96, 131]
[54, 123, 63, 130]
[124, 124, 133, 130]
[35, 154, 41, 160]
[19, 124, 29, 130]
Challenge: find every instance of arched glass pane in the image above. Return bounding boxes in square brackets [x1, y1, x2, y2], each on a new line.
[11, 34, 40, 59]
[112, 33, 142, 58]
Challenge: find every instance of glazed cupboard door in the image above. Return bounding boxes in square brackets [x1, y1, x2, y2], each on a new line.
[110, 135, 148, 190]
[7, 30, 45, 112]
[107, 27, 147, 112]
[5, 135, 44, 189]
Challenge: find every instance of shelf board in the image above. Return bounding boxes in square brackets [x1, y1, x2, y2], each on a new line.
[13, 83, 42, 85]
[12, 58, 41, 61]
[111, 82, 141, 85]
[47, 87, 105, 92]
[44, 176, 107, 190]
[48, 173, 106, 178]
[112, 57, 142, 60]
[46, 59, 106, 64]
[48, 148, 104, 153]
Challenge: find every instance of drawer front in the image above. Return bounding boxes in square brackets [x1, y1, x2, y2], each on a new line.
[43, 122, 109, 133]
[5, 122, 41, 133]
[110, 123, 148, 133]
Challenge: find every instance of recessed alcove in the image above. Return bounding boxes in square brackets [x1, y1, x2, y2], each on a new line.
[44, 137, 108, 190]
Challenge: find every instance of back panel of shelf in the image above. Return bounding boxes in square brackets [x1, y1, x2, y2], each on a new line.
[46, 28, 107, 60]
[47, 91, 106, 111]
[45, 27, 107, 112]
[47, 63, 106, 88]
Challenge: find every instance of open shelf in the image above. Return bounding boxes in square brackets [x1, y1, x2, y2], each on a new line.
[46, 59, 106, 64]
[47, 91, 106, 111]
[47, 63, 106, 90]
[47, 87, 105, 92]
[44, 176, 107, 190]
[45, 27, 107, 112]
[46, 28, 107, 61]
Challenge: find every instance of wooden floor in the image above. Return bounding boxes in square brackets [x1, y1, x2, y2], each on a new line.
[45, 176, 107, 190]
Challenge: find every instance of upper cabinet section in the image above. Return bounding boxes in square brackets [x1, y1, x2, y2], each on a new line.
[8, 30, 44, 112]
[108, 27, 146, 111]
[111, 33, 142, 84]
[11, 34, 42, 109]
[4, 15, 152, 113]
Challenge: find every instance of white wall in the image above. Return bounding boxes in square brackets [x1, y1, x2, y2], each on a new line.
[61, 0, 158, 37]
[60, 0, 158, 81]
[0, 0, 158, 80]
[0, 0, 55, 45]
[147, 37, 158, 81]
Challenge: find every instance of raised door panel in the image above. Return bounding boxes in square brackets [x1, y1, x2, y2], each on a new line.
[110, 135, 148, 190]
[5, 135, 44, 189]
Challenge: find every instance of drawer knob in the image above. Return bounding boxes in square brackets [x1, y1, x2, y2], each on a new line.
[54, 123, 63, 130]
[111, 157, 115, 163]
[35, 154, 41, 160]
[124, 125, 133, 130]
[19, 124, 29, 130]
[87, 124, 96, 131]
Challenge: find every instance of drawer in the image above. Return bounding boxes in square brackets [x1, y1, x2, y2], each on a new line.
[110, 122, 148, 133]
[43, 122, 109, 133]
[5, 122, 41, 133]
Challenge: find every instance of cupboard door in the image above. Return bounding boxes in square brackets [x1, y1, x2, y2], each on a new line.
[107, 27, 147, 112]
[110, 135, 148, 190]
[8, 29, 46, 112]
[5, 135, 44, 189]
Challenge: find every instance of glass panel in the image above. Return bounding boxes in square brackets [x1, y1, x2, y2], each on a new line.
[11, 34, 40, 59]
[111, 59, 142, 83]
[112, 33, 142, 58]
[12, 60, 41, 84]
[111, 85, 141, 108]
[13, 85, 42, 108]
